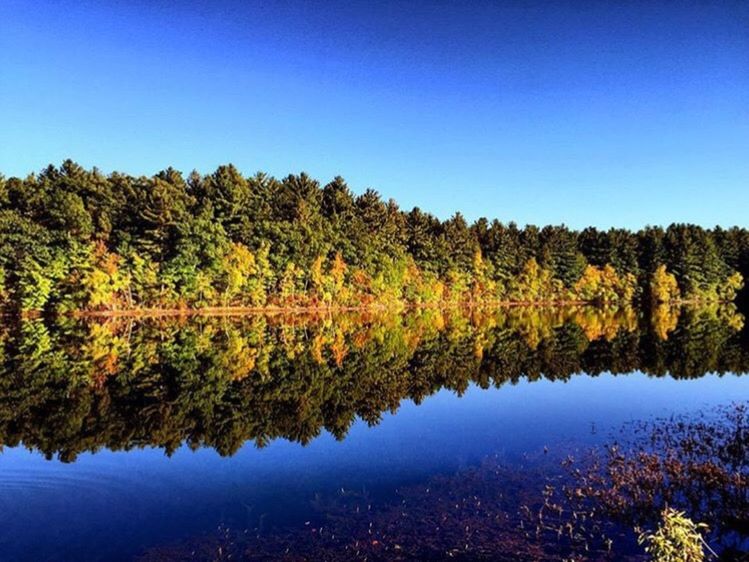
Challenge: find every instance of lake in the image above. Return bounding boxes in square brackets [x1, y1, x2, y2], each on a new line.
[0, 305, 746, 561]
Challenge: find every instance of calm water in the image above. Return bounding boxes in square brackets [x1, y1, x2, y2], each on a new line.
[0, 306, 747, 561]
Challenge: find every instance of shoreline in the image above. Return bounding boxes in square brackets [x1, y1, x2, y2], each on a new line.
[13, 300, 591, 319]
[4, 298, 735, 319]
[62, 299, 593, 318]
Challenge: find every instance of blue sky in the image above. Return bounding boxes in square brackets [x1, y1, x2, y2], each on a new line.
[1, 0, 747, 229]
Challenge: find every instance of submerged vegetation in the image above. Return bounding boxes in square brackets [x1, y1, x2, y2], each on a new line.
[137, 404, 747, 561]
[0, 161, 747, 312]
[0, 304, 745, 461]
[531, 404, 747, 561]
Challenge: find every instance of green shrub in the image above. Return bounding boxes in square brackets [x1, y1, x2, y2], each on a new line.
[638, 508, 713, 562]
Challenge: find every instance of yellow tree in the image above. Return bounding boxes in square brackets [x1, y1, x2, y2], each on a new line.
[650, 265, 681, 304]
[83, 242, 131, 310]
[508, 258, 565, 302]
[717, 271, 744, 302]
[573, 264, 637, 303]
[471, 249, 495, 301]
[310, 255, 326, 304]
[222, 242, 256, 306]
[330, 252, 348, 304]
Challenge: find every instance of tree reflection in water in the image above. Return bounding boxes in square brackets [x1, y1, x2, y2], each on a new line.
[0, 304, 746, 462]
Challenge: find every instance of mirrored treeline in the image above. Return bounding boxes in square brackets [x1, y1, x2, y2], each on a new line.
[0, 304, 746, 461]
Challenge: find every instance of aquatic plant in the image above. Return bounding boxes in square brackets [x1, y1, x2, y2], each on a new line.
[530, 403, 748, 559]
[638, 508, 713, 562]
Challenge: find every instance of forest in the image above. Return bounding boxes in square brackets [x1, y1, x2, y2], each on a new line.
[0, 160, 747, 313]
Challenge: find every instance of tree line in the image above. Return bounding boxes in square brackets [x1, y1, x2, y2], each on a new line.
[0, 160, 746, 312]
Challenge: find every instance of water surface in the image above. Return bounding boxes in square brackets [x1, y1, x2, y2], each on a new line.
[0, 306, 746, 560]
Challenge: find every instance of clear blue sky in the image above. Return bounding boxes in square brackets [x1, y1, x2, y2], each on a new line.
[1, 0, 747, 229]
